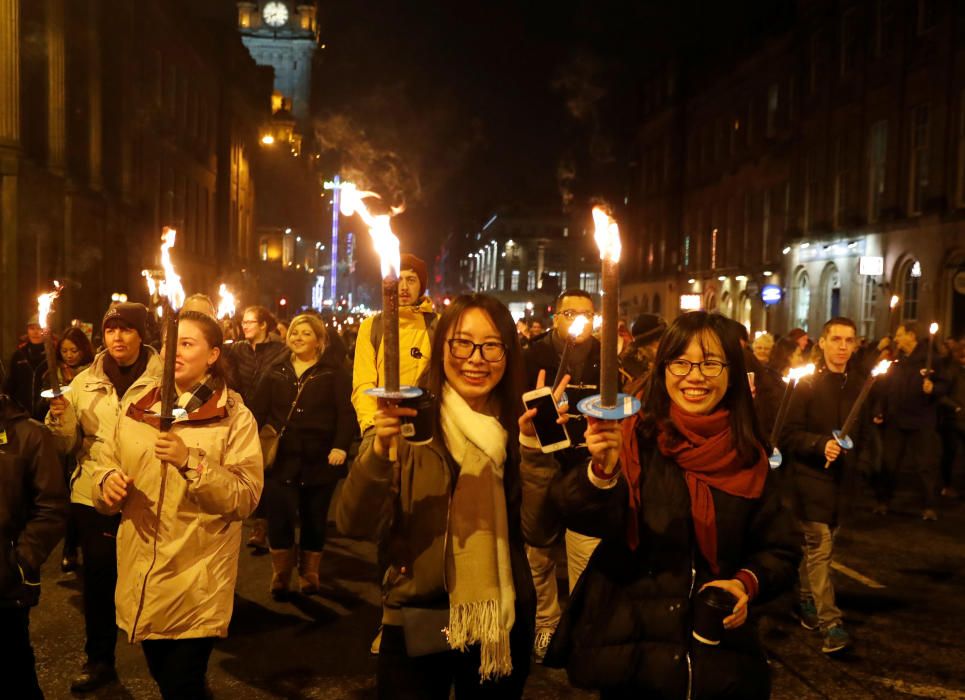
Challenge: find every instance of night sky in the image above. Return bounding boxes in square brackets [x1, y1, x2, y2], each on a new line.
[311, 0, 794, 264]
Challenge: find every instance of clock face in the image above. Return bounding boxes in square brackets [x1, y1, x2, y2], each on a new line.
[262, 2, 289, 27]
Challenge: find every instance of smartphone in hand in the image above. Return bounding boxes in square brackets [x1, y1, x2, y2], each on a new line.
[522, 386, 571, 453]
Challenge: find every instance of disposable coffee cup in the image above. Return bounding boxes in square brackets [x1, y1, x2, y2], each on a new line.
[692, 586, 737, 645]
[399, 392, 434, 445]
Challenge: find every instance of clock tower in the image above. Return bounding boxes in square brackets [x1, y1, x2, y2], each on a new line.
[237, 2, 319, 127]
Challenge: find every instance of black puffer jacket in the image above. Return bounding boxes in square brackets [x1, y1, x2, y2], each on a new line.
[780, 368, 872, 525]
[229, 338, 288, 418]
[880, 342, 950, 430]
[522, 439, 800, 698]
[0, 396, 68, 608]
[253, 353, 357, 486]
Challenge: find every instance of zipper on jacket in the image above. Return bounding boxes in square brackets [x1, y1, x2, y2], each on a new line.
[129, 463, 168, 641]
[126, 379, 171, 641]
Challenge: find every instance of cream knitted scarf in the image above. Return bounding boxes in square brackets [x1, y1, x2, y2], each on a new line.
[441, 383, 516, 680]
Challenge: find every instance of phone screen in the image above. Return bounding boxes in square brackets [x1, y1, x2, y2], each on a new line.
[524, 392, 569, 446]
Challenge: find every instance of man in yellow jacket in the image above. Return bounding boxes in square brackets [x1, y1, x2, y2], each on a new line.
[352, 254, 437, 434]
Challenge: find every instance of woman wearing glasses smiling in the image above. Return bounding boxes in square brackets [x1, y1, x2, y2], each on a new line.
[337, 294, 550, 698]
[523, 311, 800, 699]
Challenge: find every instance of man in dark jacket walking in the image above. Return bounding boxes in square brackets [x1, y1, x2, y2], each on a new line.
[4, 318, 50, 421]
[0, 392, 69, 698]
[874, 322, 950, 519]
[782, 317, 869, 654]
[522, 289, 602, 662]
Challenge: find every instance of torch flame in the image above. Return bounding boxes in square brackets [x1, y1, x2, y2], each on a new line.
[217, 284, 236, 320]
[568, 315, 588, 338]
[890, 295, 899, 310]
[339, 181, 401, 279]
[158, 228, 185, 311]
[871, 359, 892, 377]
[37, 283, 63, 331]
[142, 269, 157, 297]
[783, 362, 817, 384]
[929, 322, 939, 335]
[591, 206, 621, 263]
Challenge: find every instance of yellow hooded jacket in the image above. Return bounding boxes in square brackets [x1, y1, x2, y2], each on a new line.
[352, 297, 436, 432]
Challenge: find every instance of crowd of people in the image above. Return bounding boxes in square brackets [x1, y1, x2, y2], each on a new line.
[1, 252, 962, 699]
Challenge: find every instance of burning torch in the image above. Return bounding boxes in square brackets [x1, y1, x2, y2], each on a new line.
[824, 360, 892, 469]
[575, 206, 641, 421]
[767, 363, 816, 469]
[38, 282, 68, 401]
[158, 228, 185, 431]
[553, 315, 588, 392]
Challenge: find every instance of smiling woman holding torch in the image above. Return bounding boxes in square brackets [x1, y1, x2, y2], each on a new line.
[521, 311, 800, 698]
[91, 310, 263, 699]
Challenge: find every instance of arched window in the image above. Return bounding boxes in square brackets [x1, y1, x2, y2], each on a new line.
[652, 294, 661, 314]
[641, 294, 650, 313]
[794, 269, 811, 331]
[899, 258, 921, 322]
[821, 262, 841, 321]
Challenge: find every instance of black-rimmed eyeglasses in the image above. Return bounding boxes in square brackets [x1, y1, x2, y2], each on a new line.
[666, 359, 728, 378]
[447, 338, 507, 362]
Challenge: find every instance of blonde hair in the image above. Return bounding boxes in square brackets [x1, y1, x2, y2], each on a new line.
[286, 313, 329, 357]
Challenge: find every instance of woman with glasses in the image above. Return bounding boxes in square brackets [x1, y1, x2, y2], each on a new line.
[522, 311, 800, 699]
[337, 294, 547, 698]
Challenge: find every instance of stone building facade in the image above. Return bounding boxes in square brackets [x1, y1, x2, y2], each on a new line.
[624, 0, 965, 340]
[0, 0, 271, 356]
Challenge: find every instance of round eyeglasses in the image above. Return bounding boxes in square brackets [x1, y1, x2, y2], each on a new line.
[447, 338, 507, 362]
[666, 359, 728, 378]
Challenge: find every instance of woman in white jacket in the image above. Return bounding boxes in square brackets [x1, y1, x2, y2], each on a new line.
[93, 310, 263, 700]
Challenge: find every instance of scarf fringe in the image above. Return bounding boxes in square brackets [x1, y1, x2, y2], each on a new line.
[448, 599, 513, 681]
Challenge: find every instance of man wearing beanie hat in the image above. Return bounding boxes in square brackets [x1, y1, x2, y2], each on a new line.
[45, 302, 162, 693]
[352, 253, 437, 435]
[351, 252, 437, 655]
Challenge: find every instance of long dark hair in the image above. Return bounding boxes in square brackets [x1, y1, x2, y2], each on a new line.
[426, 294, 524, 461]
[57, 326, 95, 367]
[641, 311, 765, 467]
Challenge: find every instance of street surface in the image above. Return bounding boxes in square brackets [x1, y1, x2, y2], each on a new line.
[30, 477, 965, 699]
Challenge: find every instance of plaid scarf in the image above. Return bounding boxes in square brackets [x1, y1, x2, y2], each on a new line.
[174, 374, 222, 419]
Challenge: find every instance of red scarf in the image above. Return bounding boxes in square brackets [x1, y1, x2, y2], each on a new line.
[621, 403, 767, 573]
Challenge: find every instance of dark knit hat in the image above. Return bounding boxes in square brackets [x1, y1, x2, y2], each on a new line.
[102, 302, 148, 340]
[631, 313, 667, 345]
[400, 253, 428, 295]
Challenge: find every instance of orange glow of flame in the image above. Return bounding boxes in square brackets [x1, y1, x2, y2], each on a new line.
[783, 363, 816, 384]
[890, 295, 899, 310]
[338, 182, 401, 279]
[929, 322, 939, 335]
[567, 315, 588, 338]
[37, 283, 62, 331]
[593, 314, 602, 331]
[217, 284, 236, 320]
[591, 206, 621, 263]
[158, 228, 185, 311]
[871, 359, 892, 377]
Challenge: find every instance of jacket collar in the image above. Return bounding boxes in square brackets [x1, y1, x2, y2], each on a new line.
[126, 383, 229, 428]
[82, 347, 162, 395]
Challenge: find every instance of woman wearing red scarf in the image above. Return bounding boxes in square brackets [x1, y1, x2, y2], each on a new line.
[521, 311, 800, 698]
